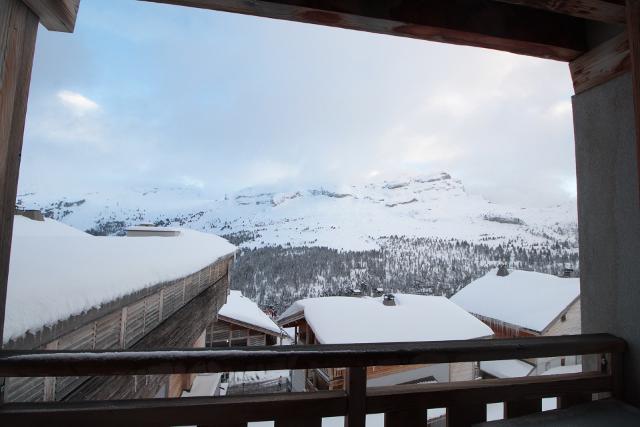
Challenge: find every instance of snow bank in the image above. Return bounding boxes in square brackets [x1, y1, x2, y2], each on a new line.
[5, 216, 236, 342]
[219, 291, 281, 335]
[480, 359, 534, 378]
[542, 364, 582, 376]
[278, 294, 493, 344]
[451, 269, 580, 332]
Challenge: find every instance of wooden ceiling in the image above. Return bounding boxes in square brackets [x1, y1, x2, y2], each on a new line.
[138, 0, 627, 61]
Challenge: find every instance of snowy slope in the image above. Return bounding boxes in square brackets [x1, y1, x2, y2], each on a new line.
[16, 172, 577, 251]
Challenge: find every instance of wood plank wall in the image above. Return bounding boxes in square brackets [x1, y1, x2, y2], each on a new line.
[3, 257, 231, 402]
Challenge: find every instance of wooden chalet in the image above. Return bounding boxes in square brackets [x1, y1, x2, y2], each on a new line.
[2, 1, 640, 426]
[277, 294, 494, 391]
[206, 290, 282, 348]
[3, 214, 236, 401]
[452, 268, 581, 377]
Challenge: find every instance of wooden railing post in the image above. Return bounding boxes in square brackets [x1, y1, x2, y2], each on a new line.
[447, 403, 485, 427]
[384, 409, 425, 426]
[608, 351, 624, 399]
[504, 399, 541, 419]
[345, 367, 366, 427]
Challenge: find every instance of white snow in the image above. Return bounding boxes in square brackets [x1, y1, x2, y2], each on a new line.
[278, 294, 493, 344]
[218, 291, 281, 335]
[451, 269, 580, 332]
[480, 359, 535, 378]
[18, 172, 578, 251]
[542, 364, 582, 376]
[181, 373, 221, 397]
[4, 216, 237, 342]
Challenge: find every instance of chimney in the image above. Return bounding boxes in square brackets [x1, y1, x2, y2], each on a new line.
[497, 265, 510, 277]
[15, 209, 44, 221]
[383, 294, 396, 306]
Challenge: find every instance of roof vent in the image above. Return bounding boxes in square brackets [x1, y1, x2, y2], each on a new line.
[15, 209, 44, 221]
[497, 265, 510, 277]
[561, 268, 574, 278]
[126, 225, 181, 237]
[383, 294, 396, 306]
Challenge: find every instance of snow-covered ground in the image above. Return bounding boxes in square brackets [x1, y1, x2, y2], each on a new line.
[5, 216, 236, 342]
[17, 172, 577, 251]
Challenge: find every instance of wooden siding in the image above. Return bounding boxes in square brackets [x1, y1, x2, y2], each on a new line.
[545, 298, 582, 336]
[3, 257, 232, 402]
[206, 318, 273, 348]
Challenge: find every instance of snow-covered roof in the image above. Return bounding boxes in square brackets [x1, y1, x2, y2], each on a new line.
[451, 269, 580, 333]
[5, 216, 237, 343]
[277, 294, 493, 344]
[480, 359, 535, 378]
[218, 291, 281, 335]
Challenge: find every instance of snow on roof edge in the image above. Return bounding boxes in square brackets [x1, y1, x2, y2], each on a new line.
[5, 216, 237, 343]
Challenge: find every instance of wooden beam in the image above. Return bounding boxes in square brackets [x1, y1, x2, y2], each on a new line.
[493, 0, 626, 24]
[628, 0, 640, 207]
[570, 31, 630, 94]
[141, 0, 588, 61]
[0, 390, 348, 426]
[0, 0, 39, 347]
[20, 0, 80, 32]
[0, 333, 625, 377]
[366, 373, 611, 413]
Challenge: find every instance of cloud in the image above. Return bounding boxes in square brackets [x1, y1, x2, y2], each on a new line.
[57, 90, 100, 115]
[179, 175, 205, 189]
[18, 0, 578, 208]
[546, 100, 573, 119]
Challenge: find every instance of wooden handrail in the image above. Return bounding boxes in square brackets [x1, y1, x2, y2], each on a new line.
[0, 390, 348, 426]
[0, 373, 614, 426]
[0, 333, 625, 427]
[0, 333, 624, 377]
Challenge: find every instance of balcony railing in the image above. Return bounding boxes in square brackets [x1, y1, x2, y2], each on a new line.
[0, 333, 625, 427]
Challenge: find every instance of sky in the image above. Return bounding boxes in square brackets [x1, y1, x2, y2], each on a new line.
[19, 0, 577, 207]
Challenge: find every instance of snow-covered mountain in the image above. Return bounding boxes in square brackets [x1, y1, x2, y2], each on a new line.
[16, 172, 577, 251]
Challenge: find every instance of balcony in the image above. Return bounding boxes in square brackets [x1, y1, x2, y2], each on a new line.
[0, 333, 626, 426]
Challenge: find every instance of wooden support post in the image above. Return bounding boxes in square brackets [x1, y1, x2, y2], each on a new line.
[345, 367, 366, 427]
[0, 0, 39, 346]
[447, 403, 485, 427]
[504, 399, 541, 419]
[628, 0, 640, 206]
[0, 0, 38, 403]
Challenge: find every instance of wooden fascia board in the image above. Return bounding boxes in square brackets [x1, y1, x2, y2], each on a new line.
[217, 315, 281, 337]
[141, 0, 588, 61]
[570, 30, 630, 94]
[21, 0, 80, 32]
[493, 0, 626, 24]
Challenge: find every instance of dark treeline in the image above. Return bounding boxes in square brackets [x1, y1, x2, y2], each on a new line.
[230, 236, 579, 314]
